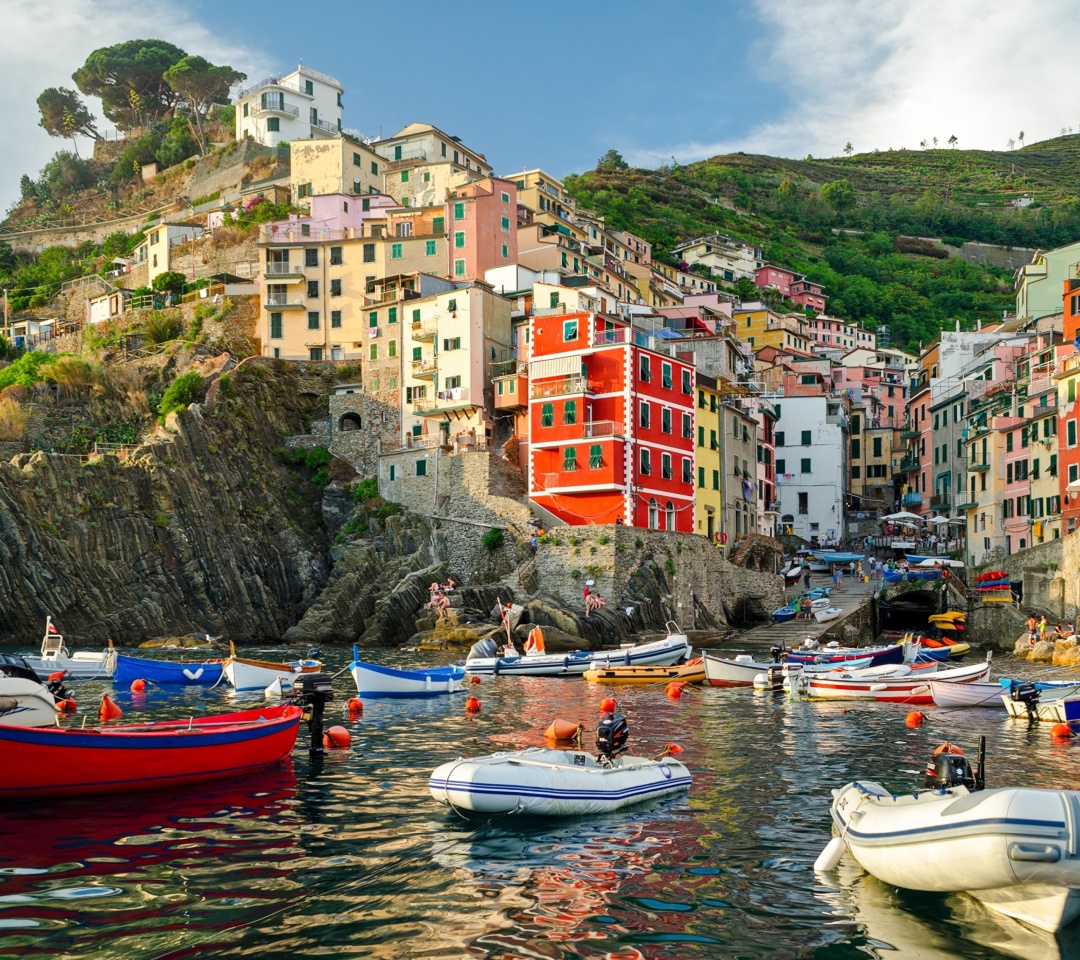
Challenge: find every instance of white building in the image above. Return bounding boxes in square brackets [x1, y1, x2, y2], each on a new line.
[235, 66, 343, 147]
[671, 233, 763, 283]
[773, 395, 849, 545]
[372, 123, 492, 178]
[135, 224, 204, 286]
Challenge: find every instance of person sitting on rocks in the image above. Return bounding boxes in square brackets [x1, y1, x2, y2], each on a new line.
[584, 593, 605, 618]
[1055, 623, 1068, 640]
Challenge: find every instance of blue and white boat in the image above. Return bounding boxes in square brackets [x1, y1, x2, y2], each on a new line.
[114, 654, 224, 686]
[773, 605, 798, 623]
[817, 552, 865, 564]
[349, 647, 466, 698]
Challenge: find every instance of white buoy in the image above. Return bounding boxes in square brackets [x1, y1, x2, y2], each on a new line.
[753, 672, 769, 690]
[264, 677, 283, 699]
[814, 836, 846, 873]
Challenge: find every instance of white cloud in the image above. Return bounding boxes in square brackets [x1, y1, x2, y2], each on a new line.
[627, 0, 1079, 168]
[0, 0, 266, 214]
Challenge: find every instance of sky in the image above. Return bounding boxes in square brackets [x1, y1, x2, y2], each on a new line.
[2, 0, 1079, 216]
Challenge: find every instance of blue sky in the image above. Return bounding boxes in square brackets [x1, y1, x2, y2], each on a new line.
[1, 0, 1077, 215]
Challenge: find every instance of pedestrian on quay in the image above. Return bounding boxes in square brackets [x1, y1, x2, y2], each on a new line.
[1039, 615, 1049, 642]
[1027, 614, 1039, 644]
[803, 568, 812, 590]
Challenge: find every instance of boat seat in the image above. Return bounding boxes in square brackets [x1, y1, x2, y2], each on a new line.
[940, 789, 997, 817]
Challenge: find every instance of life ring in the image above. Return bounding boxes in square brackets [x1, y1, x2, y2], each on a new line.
[719, 532, 728, 544]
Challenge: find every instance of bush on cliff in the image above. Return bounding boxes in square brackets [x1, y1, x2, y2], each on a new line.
[0, 351, 59, 390]
[158, 371, 204, 419]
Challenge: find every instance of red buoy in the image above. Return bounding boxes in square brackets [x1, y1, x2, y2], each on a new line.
[599, 697, 617, 715]
[323, 725, 351, 749]
[1052, 723, 1073, 741]
[666, 682, 685, 700]
[346, 697, 364, 718]
[58, 697, 76, 713]
[130, 679, 147, 694]
[465, 697, 481, 714]
[99, 694, 123, 721]
[906, 711, 925, 727]
[469, 675, 482, 685]
[664, 742, 684, 755]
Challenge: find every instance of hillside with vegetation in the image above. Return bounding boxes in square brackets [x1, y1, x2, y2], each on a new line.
[566, 136, 1080, 350]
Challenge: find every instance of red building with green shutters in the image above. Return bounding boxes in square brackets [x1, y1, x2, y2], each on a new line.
[527, 311, 696, 530]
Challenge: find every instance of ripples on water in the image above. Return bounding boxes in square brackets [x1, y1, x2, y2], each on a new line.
[2, 646, 1080, 959]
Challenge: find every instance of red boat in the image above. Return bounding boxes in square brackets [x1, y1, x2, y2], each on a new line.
[0, 704, 302, 800]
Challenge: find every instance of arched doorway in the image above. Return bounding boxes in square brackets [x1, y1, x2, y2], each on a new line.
[339, 413, 362, 432]
[666, 501, 676, 531]
[648, 498, 658, 530]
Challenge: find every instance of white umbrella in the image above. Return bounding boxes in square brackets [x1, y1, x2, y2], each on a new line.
[926, 516, 950, 525]
[883, 511, 925, 522]
[917, 557, 964, 568]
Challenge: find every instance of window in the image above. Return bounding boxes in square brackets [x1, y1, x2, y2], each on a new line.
[454, 231, 466, 248]
[387, 306, 397, 324]
[363, 243, 375, 263]
[445, 375, 462, 389]
[801, 430, 811, 446]
[306, 279, 319, 299]
[442, 337, 461, 351]
[308, 346, 322, 360]
[270, 312, 282, 339]
[401, 170, 410, 183]
[563, 400, 577, 425]
[305, 248, 318, 267]
[540, 403, 554, 427]
[425, 240, 437, 256]
[710, 429, 718, 450]
[267, 117, 279, 132]
[501, 216, 510, 231]
[698, 426, 705, 446]
[640, 402, 650, 429]
[800, 458, 811, 473]
[454, 259, 465, 277]
[776, 431, 785, 446]
[851, 466, 861, 479]
[453, 202, 465, 219]
[733, 416, 740, 439]
[307, 311, 320, 330]
[1070, 420, 1077, 447]
[640, 356, 651, 382]
[712, 470, 720, 490]
[432, 216, 444, 234]
[589, 445, 603, 469]
[563, 319, 578, 342]
[563, 447, 578, 471]
[391, 243, 403, 260]
[1050, 454, 1058, 477]
[662, 363, 673, 389]
[776, 458, 786, 474]
[798, 492, 808, 515]
[501, 243, 509, 259]
[331, 310, 342, 329]
[411, 309, 421, 323]
[243, 103, 248, 117]
[447, 299, 457, 312]
[683, 413, 692, 439]
[873, 437, 882, 458]
[369, 344, 378, 361]
[662, 408, 672, 434]
[1006, 431, 1014, 452]
[662, 453, 672, 480]
[682, 458, 693, 484]
[640, 449, 651, 475]
[368, 311, 378, 328]
[851, 438, 860, 459]
[682, 369, 692, 394]
[330, 279, 341, 297]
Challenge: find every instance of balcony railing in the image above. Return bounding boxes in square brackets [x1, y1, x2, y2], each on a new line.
[898, 456, 920, 472]
[265, 264, 305, 277]
[583, 420, 617, 438]
[530, 376, 594, 399]
[901, 492, 923, 506]
[265, 295, 306, 307]
[237, 77, 313, 100]
[593, 328, 628, 346]
[411, 320, 437, 340]
[411, 359, 437, 378]
[255, 99, 299, 118]
[311, 116, 341, 134]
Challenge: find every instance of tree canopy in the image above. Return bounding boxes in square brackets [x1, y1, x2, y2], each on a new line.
[597, 149, 629, 171]
[163, 55, 245, 153]
[37, 88, 100, 145]
[72, 39, 187, 129]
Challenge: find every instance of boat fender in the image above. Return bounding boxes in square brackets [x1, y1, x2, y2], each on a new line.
[906, 711, 924, 727]
[753, 672, 769, 690]
[666, 681, 685, 700]
[599, 697, 617, 715]
[868, 683, 889, 692]
[469, 675, 481, 685]
[465, 697, 481, 714]
[346, 697, 363, 718]
[814, 836, 847, 873]
[323, 725, 351, 749]
[130, 679, 147, 694]
[58, 696, 77, 713]
[1051, 723, 1073, 741]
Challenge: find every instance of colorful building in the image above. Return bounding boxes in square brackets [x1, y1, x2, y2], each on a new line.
[235, 65, 343, 147]
[754, 265, 826, 314]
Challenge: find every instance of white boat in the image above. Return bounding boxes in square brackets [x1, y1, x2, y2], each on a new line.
[222, 644, 323, 691]
[813, 607, 844, 623]
[464, 626, 690, 677]
[21, 617, 116, 681]
[828, 778, 1080, 932]
[428, 746, 690, 815]
[0, 654, 63, 728]
[349, 646, 466, 698]
[798, 661, 946, 701]
[928, 679, 1007, 709]
[703, 651, 871, 688]
[1002, 683, 1080, 721]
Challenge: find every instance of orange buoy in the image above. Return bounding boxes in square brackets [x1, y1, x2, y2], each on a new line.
[599, 697, 617, 715]
[1052, 723, 1073, 740]
[58, 697, 76, 713]
[346, 697, 364, 718]
[469, 675, 482, 685]
[932, 741, 963, 757]
[664, 742, 684, 755]
[130, 679, 147, 694]
[666, 682, 685, 700]
[544, 719, 583, 743]
[99, 694, 123, 721]
[906, 711, 925, 727]
[465, 697, 481, 713]
[323, 725, 351, 749]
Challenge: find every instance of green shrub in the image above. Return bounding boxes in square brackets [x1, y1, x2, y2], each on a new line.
[218, 373, 234, 398]
[158, 372, 204, 417]
[482, 528, 504, 551]
[304, 447, 331, 469]
[153, 514, 169, 529]
[353, 477, 379, 502]
[191, 191, 221, 207]
[664, 557, 677, 575]
[142, 311, 183, 344]
[373, 501, 403, 520]
[570, 568, 582, 579]
[0, 351, 59, 390]
[152, 271, 186, 295]
[597, 534, 610, 545]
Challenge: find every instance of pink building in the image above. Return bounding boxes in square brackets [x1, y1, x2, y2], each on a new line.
[1000, 417, 1031, 552]
[446, 177, 518, 281]
[754, 264, 826, 314]
[260, 193, 398, 241]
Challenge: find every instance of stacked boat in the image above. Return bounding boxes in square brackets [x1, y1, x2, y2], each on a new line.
[973, 569, 1013, 603]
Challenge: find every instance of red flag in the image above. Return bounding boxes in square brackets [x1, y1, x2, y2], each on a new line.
[47, 623, 59, 634]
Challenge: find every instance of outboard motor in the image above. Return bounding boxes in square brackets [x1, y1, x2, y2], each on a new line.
[290, 672, 335, 755]
[1010, 681, 1040, 721]
[769, 644, 784, 664]
[45, 671, 73, 704]
[306, 647, 321, 662]
[924, 736, 985, 791]
[467, 637, 498, 661]
[596, 712, 629, 762]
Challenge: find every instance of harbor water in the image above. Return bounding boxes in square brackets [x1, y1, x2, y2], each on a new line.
[2, 645, 1080, 959]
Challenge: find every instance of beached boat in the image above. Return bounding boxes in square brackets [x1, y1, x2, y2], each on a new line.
[813, 607, 844, 623]
[0, 704, 302, 800]
[773, 605, 798, 623]
[463, 626, 690, 677]
[0, 654, 65, 728]
[222, 644, 323, 691]
[703, 651, 872, 687]
[428, 746, 691, 815]
[927, 679, 1005, 709]
[583, 658, 704, 685]
[817, 552, 865, 565]
[785, 642, 905, 667]
[22, 617, 117, 681]
[826, 771, 1080, 931]
[349, 647, 466, 698]
[114, 654, 224, 686]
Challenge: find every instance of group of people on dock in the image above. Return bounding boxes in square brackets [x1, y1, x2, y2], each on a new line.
[1028, 614, 1076, 645]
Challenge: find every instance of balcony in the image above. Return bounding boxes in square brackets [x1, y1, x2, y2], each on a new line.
[237, 77, 316, 100]
[532, 441, 627, 492]
[929, 493, 952, 512]
[253, 98, 299, 119]
[494, 374, 527, 410]
[530, 376, 595, 400]
[583, 420, 619, 438]
[955, 499, 979, 510]
[265, 294, 306, 308]
[764, 501, 781, 513]
[898, 456, 920, 472]
[593, 328, 629, 346]
[969, 461, 991, 472]
[412, 388, 473, 416]
[901, 423, 920, 440]
[264, 264, 306, 279]
[411, 358, 437, 379]
[411, 320, 437, 341]
[901, 492, 923, 507]
[311, 116, 342, 135]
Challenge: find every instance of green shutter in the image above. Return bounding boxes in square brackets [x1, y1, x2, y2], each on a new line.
[563, 446, 577, 470]
[563, 400, 577, 425]
[270, 312, 282, 339]
[388, 306, 397, 323]
[368, 311, 378, 327]
[412, 347, 422, 362]
[541, 403, 554, 427]
[432, 217, 444, 234]
[454, 202, 464, 218]
[589, 445, 603, 469]
[426, 240, 436, 256]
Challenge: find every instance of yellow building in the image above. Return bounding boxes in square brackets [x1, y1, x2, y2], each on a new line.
[289, 137, 385, 206]
[513, 169, 578, 224]
[384, 159, 476, 209]
[732, 304, 811, 353]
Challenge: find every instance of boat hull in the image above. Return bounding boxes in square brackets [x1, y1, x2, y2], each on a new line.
[115, 654, 224, 686]
[224, 657, 321, 691]
[349, 660, 466, 698]
[928, 679, 1005, 708]
[583, 660, 704, 685]
[0, 677, 59, 727]
[703, 652, 872, 687]
[428, 747, 691, 815]
[0, 705, 301, 799]
[832, 781, 1080, 932]
[23, 650, 116, 680]
[785, 643, 904, 667]
[465, 635, 690, 677]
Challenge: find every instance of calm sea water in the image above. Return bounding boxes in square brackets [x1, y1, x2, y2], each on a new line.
[2, 645, 1080, 960]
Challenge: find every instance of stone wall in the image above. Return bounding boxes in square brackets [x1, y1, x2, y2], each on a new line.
[996, 532, 1079, 620]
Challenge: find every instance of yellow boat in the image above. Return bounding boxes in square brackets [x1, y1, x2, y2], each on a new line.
[583, 658, 705, 685]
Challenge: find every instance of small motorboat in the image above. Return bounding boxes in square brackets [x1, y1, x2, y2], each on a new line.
[349, 646, 466, 698]
[868, 657, 992, 704]
[928, 679, 1005, 709]
[222, 643, 323, 691]
[0, 704, 302, 800]
[1003, 681, 1080, 722]
[22, 617, 116, 681]
[463, 625, 690, 677]
[817, 552, 865, 564]
[583, 658, 704, 685]
[785, 641, 904, 667]
[813, 607, 844, 623]
[797, 661, 945, 701]
[703, 650, 871, 688]
[428, 712, 690, 815]
[115, 654, 224, 687]
[820, 739, 1080, 932]
[0, 654, 73, 728]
